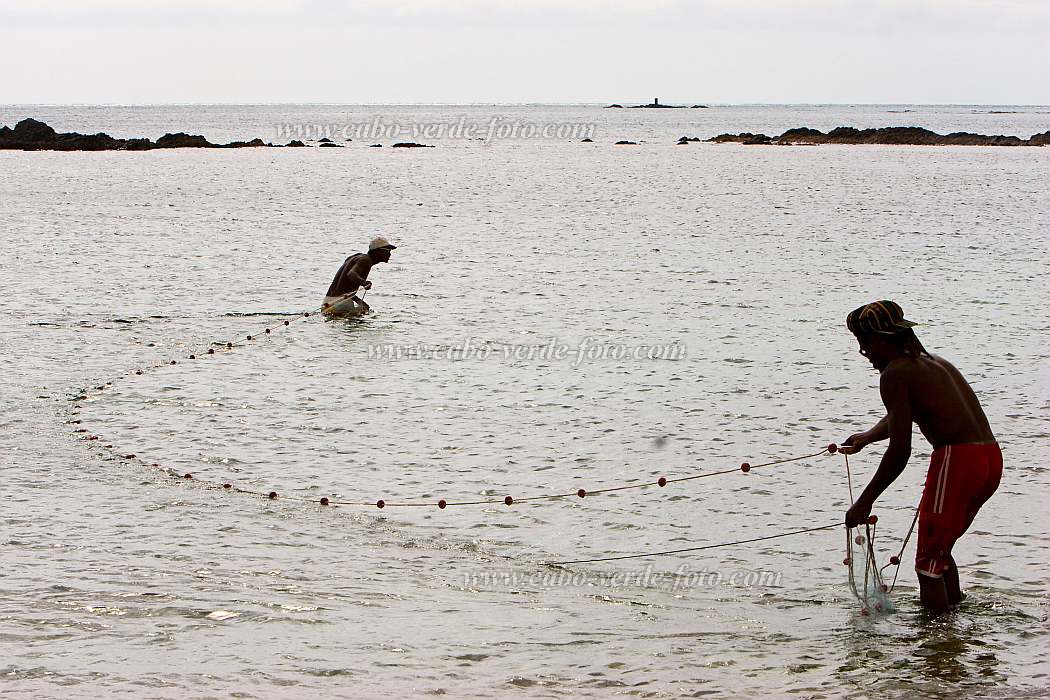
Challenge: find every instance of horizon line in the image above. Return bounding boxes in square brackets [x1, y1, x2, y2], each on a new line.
[3, 101, 1049, 108]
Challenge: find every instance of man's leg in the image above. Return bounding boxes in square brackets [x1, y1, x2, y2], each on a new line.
[917, 571, 950, 613]
[943, 555, 964, 606]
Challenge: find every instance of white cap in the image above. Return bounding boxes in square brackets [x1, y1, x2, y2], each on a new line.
[369, 236, 397, 251]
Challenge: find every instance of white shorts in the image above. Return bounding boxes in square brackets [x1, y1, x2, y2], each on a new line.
[322, 294, 366, 317]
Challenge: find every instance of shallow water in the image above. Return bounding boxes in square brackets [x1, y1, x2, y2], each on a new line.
[2, 105, 1049, 698]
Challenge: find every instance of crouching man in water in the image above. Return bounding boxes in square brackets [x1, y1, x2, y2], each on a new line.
[841, 300, 1000, 614]
[323, 236, 396, 317]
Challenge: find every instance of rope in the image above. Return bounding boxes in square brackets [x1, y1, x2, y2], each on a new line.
[76, 437, 838, 510]
[547, 523, 842, 566]
[881, 492, 922, 591]
[844, 451, 855, 504]
[69, 287, 831, 518]
[69, 314, 835, 512]
[840, 449, 925, 600]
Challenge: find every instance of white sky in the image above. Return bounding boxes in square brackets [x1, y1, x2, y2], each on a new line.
[2, 0, 1048, 104]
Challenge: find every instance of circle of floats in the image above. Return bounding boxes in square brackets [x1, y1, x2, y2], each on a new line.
[66, 294, 911, 580]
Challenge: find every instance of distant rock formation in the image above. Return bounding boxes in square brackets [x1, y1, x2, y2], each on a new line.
[630, 98, 687, 109]
[0, 118, 295, 150]
[705, 132, 773, 145]
[691, 105, 709, 109]
[614, 140, 638, 145]
[605, 104, 624, 109]
[677, 136, 701, 145]
[706, 126, 1050, 146]
[319, 142, 343, 147]
[155, 132, 213, 148]
[391, 142, 433, 148]
[1031, 131, 1050, 146]
[581, 138, 594, 142]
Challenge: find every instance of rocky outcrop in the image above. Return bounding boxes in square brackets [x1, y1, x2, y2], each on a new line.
[605, 104, 624, 109]
[581, 138, 594, 143]
[0, 118, 298, 150]
[631, 99, 686, 109]
[391, 142, 433, 148]
[705, 132, 772, 145]
[677, 136, 701, 145]
[1030, 131, 1050, 146]
[154, 132, 213, 148]
[707, 126, 1049, 146]
[614, 140, 638, 145]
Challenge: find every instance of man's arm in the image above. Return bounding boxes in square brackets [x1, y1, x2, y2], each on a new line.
[841, 415, 890, 454]
[845, 367, 913, 527]
[344, 258, 372, 290]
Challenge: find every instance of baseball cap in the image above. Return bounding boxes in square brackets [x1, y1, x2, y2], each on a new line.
[846, 300, 919, 336]
[369, 236, 397, 251]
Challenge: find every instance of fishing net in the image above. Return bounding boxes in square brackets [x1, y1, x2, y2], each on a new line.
[845, 525, 894, 615]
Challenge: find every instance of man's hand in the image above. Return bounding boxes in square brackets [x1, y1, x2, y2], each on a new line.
[839, 432, 867, 455]
[845, 498, 872, 528]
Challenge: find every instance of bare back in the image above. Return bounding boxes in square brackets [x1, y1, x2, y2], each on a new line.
[326, 253, 372, 298]
[893, 353, 995, 448]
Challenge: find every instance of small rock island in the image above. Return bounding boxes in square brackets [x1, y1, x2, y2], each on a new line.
[703, 126, 1050, 146]
[630, 98, 687, 109]
[3, 118, 325, 150]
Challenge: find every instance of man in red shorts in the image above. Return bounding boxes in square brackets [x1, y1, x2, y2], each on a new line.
[840, 301, 1001, 613]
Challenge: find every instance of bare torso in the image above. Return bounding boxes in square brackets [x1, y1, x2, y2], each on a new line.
[326, 253, 373, 298]
[892, 353, 995, 448]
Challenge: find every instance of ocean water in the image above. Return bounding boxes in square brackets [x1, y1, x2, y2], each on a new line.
[1, 105, 1048, 698]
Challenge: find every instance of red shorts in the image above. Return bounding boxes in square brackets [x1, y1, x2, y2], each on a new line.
[916, 443, 1002, 577]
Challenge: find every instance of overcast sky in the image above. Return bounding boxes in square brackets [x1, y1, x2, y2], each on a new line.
[2, 0, 1048, 104]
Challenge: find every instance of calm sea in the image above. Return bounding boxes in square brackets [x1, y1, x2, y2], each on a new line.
[1, 104, 1048, 698]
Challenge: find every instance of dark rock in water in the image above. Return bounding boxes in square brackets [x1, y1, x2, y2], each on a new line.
[1030, 131, 1050, 146]
[318, 137, 334, 143]
[0, 118, 57, 149]
[286, 140, 307, 147]
[0, 118, 298, 151]
[706, 132, 772, 144]
[615, 140, 638, 145]
[631, 102, 686, 109]
[223, 138, 267, 148]
[691, 105, 709, 109]
[369, 143, 383, 147]
[677, 136, 701, 144]
[581, 138, 593, 142]
[391, 142, 432, 148]
[777, 126, 1029, 146]
[778, 127, 825, 142]
[706, 125, 1049, 146]
[319, 142, 343, 147]
[605, 104, 624, 108]
[13, 118, 56, 142]
[61, 132, 124, 151]
[155, 132, 213, 148]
